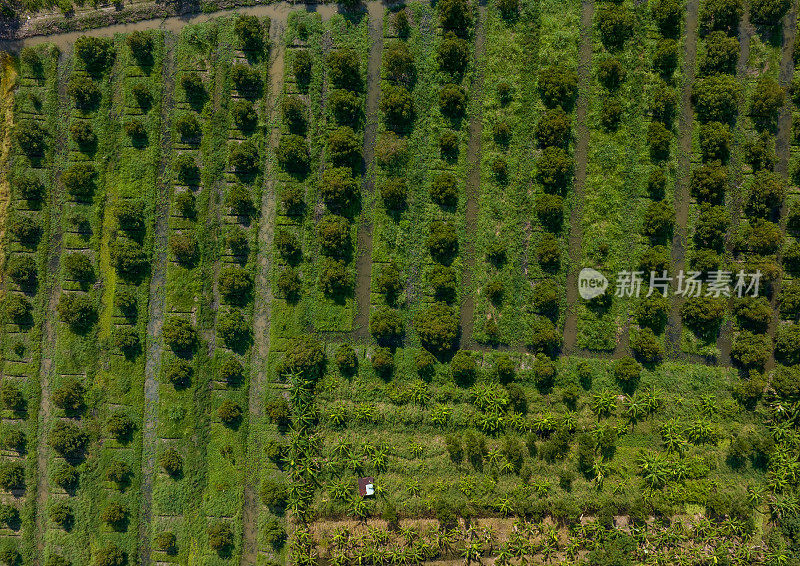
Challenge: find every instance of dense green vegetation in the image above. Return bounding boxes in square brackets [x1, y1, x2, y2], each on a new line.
[1, 0, 800, 564]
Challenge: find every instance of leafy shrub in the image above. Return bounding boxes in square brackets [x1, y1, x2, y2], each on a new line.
[111, 239, 147, 279]
[5, 294, 32, 324]
[232, 99, 257, 132]
[647, 121, 671, 162]
[429, 264, 457, 303]
[229, 140, 259, 174]
[163, 317, 196, 354]
[75, 36, 113, 73]
[438, 0, 473, 35]
[335, 344, 357, 376]
[169, 233, 199, 266]
[51, 463, 78, 490]
[439, 84, 467, 119]
[174, 154, 199, 184]
[750, 0, 790, 24]
[219, 265, 253, 305]
[49, 421, 88, 459]
[106, 460, 131, 486]
[280, 336, 325, 380]
[414, 302, 459, 353]
[731, 331, 772, 370]
[320, 167, 358, 212]
[62, 162, 97, 199]
[9, 215, 40, 245]
[451, 350, 476, 385]
[94, 544, 125, 566]
[384, 40, 415, 85]
[529, 317, 561, 356]
[598, 56, 625, 90]
[630, 328, 664, 365]
[653, 39, 678, 77]
[535, 108, 571, 148]
[701, 0, 743, 32]
[52, 377, 85, 413]
[437, 37, 470, 76]
[276, 134, 310, 175]
[430, 172, 458, 207]
[57, 292, 96, 332]
[426, 221, 458, 263]
[318, 215, 351, 256]
[0, 384, 24, 412]
[160, 448, 182, 477]
[115, 200, 144, 233]
[154, 532, 177, 554]
[70, 121, 96, 150]
[127, 31, 153, 66]
[381, 84, 415, 129]
[699, 121, 731, 163]
[218, 400, 243, 427]
[219, 356, 244, 386]
[328, 126, 361, 169]
[328, 48, 361, 91]
[692, 74, 741, 123]
[7, 255, 37, 291]
[370, 346, 394, 378]
[690, 162, 727, 204]
[0, 463, 24, 491]
[596, 4, 634, 50]
[106, 411, 134, 441]
[208, 522, 234, 553]
[218, 310, 250, 350]
[330, 89, 360, 127]
[370, 307, 404, 344]
[14, 173, 44, 201]
[746, 170, 785, 219]
[538, 65, 578, 109]
[613, 356, 641, 384]
[100, 502, 127, 530]
[64, 252, 94, 282]
[67, 76, 100, 110]
[681, 296, 725, 334]
[535, 194, 564, 231]
[380, 177, 407, 211]
[642, 200, 675, 242]
[180, 72, 205, 103]
[701, 31, 738, 75]
[775, 324, 800, 365]
[319, 258, 352, 296]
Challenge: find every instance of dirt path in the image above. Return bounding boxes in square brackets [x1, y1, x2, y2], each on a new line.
[767, 3, 798, 369]
[666, 0, 699, 359]
[352, 2, 384, 342]
[0, 56, 14, 295]
[562, 0, 594, 356]
[240, 13, 286, 566]
[457, 2, 487, 350]
[138, 33, 176, 566]
[34, 47, 70, 559]
[718, 12, 753, 364]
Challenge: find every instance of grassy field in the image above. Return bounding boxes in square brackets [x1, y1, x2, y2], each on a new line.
[1, 0, 800, 565]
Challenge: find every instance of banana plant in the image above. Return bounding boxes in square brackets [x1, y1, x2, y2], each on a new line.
[591, 390, 617, 418]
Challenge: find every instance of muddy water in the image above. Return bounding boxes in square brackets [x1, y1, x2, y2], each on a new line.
[0, 1, 339, 51]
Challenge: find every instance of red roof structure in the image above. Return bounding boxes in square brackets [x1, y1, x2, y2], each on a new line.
[358, 476, 375, 497]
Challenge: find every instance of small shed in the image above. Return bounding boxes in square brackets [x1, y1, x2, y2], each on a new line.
[358, 477, 375, 497]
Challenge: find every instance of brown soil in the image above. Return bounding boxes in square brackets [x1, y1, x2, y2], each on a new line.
[562, 0, 594, 355]
[138, 33, 177, 566]
[353, 1, 384, 341]
[458, 2, 488, 350]
[767, 2, 798, 370]
[666, 0, 700, 359]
